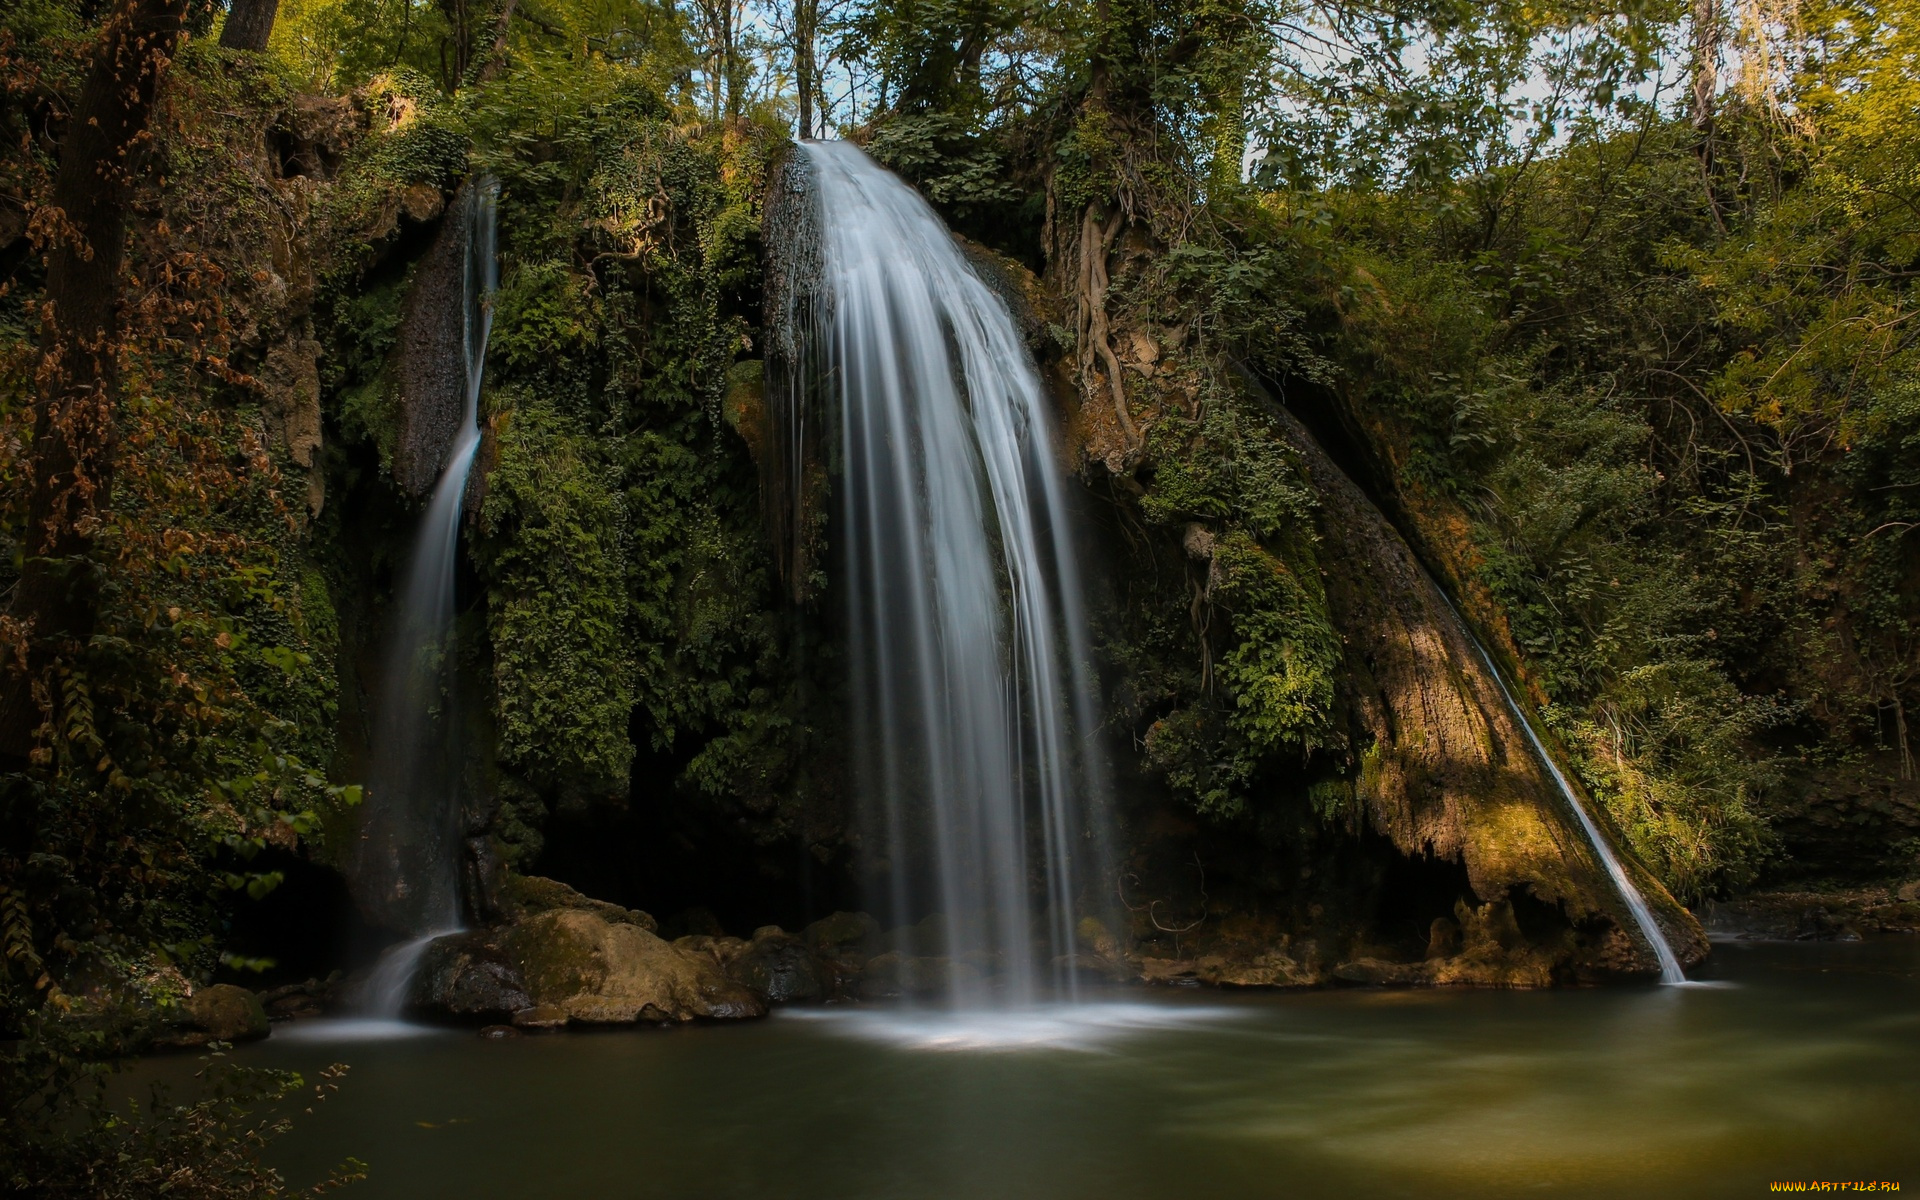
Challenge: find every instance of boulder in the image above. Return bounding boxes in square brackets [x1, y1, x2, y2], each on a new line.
[184, 984, 269, 1044]
[503, 909, 764, 1025]
[411, 932, 531, 1021]
[408, 893, 768, 1028]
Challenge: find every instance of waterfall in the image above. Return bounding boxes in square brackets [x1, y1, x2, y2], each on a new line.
[1453, 616, 1687, 983]
[796, 141, 1113, 1006]
[358, 179, 498, 1015]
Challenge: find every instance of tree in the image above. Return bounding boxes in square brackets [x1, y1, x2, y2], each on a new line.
[0, 0, 192, 767]
[218, 0, 279, 50]
[690, 0, 749, 119]
[790, 0, 820, 136]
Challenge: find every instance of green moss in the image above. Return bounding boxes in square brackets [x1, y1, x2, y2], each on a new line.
[1212, 530, 1341, 761]
[480, 392, 637, 801]
[1128, 387, 1342, 820]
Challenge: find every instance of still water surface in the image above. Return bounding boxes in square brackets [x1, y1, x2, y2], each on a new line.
[198, 938, 1920, 1198]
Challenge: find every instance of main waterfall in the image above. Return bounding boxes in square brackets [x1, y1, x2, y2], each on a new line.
[797, 141, 1113, 1006]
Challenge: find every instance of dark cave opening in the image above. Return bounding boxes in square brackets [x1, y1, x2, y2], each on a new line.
[528, 736, 856, 940]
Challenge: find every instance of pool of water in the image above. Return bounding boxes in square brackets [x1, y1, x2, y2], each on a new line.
[173, 938, 1920, 1198]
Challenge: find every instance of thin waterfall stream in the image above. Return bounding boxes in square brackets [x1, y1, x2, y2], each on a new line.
[796, 141, 1113, 1007]
[1451, 610, 1688, 983]
[358, 179, 499, 1015]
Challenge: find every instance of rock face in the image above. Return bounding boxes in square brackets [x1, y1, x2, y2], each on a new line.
[1702, 887, 1920, 939]
[1262, 398, 1708, 978]
[393, 180, 477, 497]
[1141, 952, 1319, 989]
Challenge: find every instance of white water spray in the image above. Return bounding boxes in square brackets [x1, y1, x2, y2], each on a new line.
[358, 179, 498, 1015]
[798, 141, 1113, 1006]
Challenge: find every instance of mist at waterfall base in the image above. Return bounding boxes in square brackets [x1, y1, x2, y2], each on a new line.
[795, 141, 1116, 1012]
[353, 180, 498, 1017]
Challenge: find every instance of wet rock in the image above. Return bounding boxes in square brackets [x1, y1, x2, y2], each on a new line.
[723, 360, 767, 465]
[258, 976, 336, 1021]
[1065, 917, 1136, 982]
[463, 837, 508, 924]
[411, 933, 531, 1021]
[803, 911, 880, 992]
[504, 909, 765, 1025]
[392, 186, 473, 497]
[478, 1024, 519, 1039]
[184, 984, 269, 1044]
[725, 927, 826, 1004]
[510, 1004, 569, 1031]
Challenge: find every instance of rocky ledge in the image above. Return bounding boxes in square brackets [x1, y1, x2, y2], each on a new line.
[1700, 884, 1920, 941]
[404, 874, 1694, 1029]
[408, 877, 900, 1027]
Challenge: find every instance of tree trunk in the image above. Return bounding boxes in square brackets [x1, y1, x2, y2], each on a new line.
[476, 0, 520, 82]
[794, 0, 816, 139]
[0, 0, 190, 765]
[722, 0, 739, 119]
[218, 0, 279, 50]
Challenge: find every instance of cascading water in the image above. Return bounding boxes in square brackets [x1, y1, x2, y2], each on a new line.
[1453, 615, 1687, 983]
[796, 141, 1113, 1007]
[358, 179, 498, 1015]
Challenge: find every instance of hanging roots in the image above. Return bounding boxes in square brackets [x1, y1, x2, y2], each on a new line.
[1076, 201, 1136, 449]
